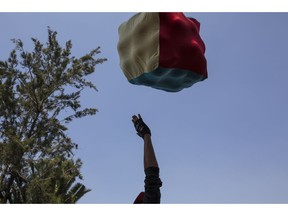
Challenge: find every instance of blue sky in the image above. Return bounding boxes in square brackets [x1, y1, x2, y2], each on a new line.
[1, 12, 288, 204]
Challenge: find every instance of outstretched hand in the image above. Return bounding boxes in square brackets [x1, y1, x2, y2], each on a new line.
[132, 114, 151, 138]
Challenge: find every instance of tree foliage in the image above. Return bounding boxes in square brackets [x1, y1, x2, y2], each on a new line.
[0, 28, 107, 203]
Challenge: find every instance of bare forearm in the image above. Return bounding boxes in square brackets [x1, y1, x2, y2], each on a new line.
[143, 134, 159, 170]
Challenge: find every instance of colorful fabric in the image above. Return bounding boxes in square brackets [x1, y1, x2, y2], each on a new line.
[117, 12, 208, 92]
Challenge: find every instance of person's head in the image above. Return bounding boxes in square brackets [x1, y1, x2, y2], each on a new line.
[133, 192, 145, 204]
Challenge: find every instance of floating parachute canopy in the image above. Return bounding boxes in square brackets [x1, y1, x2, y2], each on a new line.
[117, 12, 208, 92]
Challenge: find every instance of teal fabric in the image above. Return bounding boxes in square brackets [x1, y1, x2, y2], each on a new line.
[129, 67, 206, 92]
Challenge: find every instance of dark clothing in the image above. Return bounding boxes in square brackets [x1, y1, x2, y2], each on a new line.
[143, 166, 162, 204]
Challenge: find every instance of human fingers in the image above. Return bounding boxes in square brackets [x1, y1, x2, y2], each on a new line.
[138, 114, 142, 120]
[132, 115, 138, 123]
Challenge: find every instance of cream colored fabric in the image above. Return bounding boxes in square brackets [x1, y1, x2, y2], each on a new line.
[117, 13, 160, 81]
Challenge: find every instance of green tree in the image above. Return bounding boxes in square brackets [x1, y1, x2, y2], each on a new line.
[0, 28, 107, 203]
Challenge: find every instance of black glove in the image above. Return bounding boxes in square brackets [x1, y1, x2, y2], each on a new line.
[132, 114, 151, 138]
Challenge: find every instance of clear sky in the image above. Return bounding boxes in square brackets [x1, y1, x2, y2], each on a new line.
[1, 11, 288, 205]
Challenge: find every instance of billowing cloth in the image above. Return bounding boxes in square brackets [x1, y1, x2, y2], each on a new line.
[117, 12, 208, 92]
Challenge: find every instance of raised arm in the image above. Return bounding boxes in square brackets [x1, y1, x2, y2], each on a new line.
[132, 114, 159, 169]
[132, 114, 162, 204]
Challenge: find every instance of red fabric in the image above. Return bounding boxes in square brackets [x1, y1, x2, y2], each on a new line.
[159, 12, 208, 77]
[133, 192, 145, 204]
